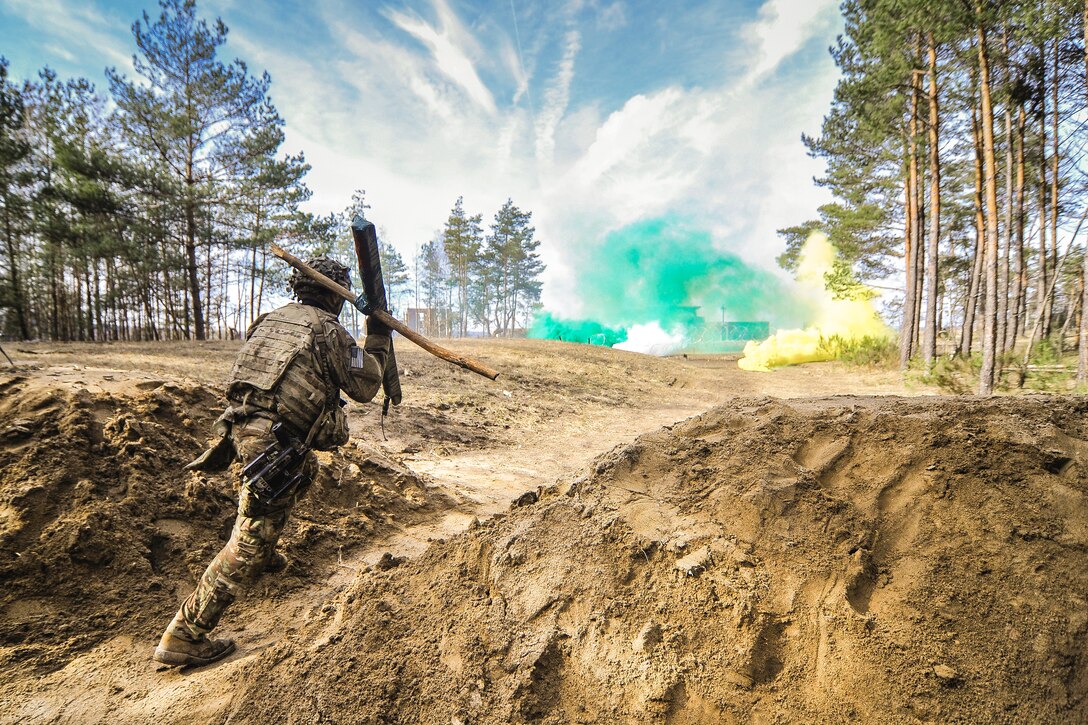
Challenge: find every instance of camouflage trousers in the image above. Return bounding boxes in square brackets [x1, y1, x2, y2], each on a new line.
[169, 417, 317, 639]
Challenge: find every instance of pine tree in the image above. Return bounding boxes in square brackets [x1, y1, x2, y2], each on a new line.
[233, 147, 311, 325]
[379, 243, 410, 315]
[441, 196, 482, 336]
[483, 199, 543, 335]
[418, 238, 449, 336]
[0, 58, 33, 339]
[108, 0, 282, 340]
[785, 0, 1086, 393]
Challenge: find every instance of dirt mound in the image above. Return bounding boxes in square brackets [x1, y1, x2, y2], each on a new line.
[0, 371, 447, 676]
[228, 395, 1088, 723]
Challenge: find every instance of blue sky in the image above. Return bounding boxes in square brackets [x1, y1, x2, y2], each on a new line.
[0, 0, 843, 315]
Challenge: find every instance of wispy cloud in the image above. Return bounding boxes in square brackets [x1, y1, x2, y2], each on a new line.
[533, 0, 843, 311]
[742, 0, 840, 81]
[384, 0, 497, 115]
[1, 0, 133, 72]
[0, 0, 848, 328]
[534, 28, 580, 166]
[236, 0, 840, 312]
[595, 1, 627, 32]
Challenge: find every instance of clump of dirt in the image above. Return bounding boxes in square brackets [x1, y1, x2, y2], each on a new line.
[230, 395, 1088, 723]
[0, 372, 447, 676]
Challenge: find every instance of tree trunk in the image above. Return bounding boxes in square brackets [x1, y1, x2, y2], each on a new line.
[161, 238, 177, 340]
[74, 256, 84, 341]
[94, 258, 103, 342]
[84, 256, 93, 341]
[1036, 146, 1048, 336]
[142, 275, 159, 341]
[183, 284, 191, 342]
[204, 207, 213, 339]
[257, 246, 268, 319]
[249, 208, 259, 326]
[185, 151, 205, 340]
[900, 72, 922, 369]
[997, 32, 1012, 354]
[902, 171, 917, 364]
[913, 155, 925, 353]
[1080, 0, 1088, 383]
[978, 21, 1001, 396]
[923, 37, 941, 363]
[105, 257, 115, 341]
[1, 201, 30, 339]
[48, 245, 60, 341]
[1061, 270, 1082, 348]
[1037, 44, 1050, 338]
[1012, 103, 1027, 346]
[1050, 39, 1060, 344]
[961, 95, 986, 357]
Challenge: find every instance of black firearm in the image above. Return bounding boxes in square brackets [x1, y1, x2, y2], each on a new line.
[241, 423, 309, 504]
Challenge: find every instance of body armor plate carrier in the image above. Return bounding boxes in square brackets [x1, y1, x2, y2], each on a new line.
[228, 303, 336, 439]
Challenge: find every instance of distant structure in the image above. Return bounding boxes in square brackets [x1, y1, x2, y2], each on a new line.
[722, 321, 771, 342]
[670, 306, 772, 352]
[680, 320, 770, 354]
[406, 307, 431, 334]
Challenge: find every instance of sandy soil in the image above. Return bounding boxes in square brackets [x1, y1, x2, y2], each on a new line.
[1, 339, 1084, 723]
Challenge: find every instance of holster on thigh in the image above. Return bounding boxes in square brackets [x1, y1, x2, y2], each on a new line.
[232, 418, 312, 517]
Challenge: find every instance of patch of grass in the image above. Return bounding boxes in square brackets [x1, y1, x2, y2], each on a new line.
[818, 334, 899, 368]
[916, 354, 979, 394]
[913, 338, 1086, 394]
[1028, 338, 1062, 366]
[1020, 343, 1075, 391]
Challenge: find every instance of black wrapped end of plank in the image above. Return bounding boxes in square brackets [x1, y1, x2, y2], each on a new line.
[352, 214, 403, 406]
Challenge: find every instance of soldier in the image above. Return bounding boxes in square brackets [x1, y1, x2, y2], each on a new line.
[153, 256, 390, 667]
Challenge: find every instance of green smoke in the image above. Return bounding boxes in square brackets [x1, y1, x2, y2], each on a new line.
[528, 313, 628, 346]
[530, 216, 806, 344]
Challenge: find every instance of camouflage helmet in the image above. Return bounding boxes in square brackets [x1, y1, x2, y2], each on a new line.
[289, 256, 352, 303]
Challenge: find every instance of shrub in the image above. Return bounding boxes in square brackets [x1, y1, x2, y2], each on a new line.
[918, 354, 978, 394]
[818, 334, 898, 368]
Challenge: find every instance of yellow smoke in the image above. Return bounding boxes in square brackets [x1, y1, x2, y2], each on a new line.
[737, 232, 891, 372]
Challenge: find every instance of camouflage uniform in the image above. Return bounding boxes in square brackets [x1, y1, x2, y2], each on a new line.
[160, 292, 388, 653]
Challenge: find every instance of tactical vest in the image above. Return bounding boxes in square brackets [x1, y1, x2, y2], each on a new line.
[228, 302, 336, 437]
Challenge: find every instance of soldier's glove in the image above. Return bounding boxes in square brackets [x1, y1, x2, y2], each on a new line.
[366, 313, 392, 338]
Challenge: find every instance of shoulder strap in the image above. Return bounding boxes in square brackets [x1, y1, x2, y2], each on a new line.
[303, 306, 339, 447]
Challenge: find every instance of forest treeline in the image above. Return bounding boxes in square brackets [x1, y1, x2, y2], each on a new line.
[0, 0, 543, 343]
[780, 0, 1088, 393]
[322, 192, 543, 340]
[418, 196, 544, 338]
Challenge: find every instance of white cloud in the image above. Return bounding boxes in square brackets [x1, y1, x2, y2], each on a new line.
[384, 0, 497, 115]
[500, 41, 530, 106]
[552, 88, 706, 233]
[1, 0, 133, 72]
[534, 28, 580, 166]
[595, 1, 627, 32]
[533, 0, 843, 311]
[742, 0, 840, 81]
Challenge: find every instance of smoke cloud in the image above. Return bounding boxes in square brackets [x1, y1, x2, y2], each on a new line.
[529, 216, 809, 353]
[737, 232, 891, 370]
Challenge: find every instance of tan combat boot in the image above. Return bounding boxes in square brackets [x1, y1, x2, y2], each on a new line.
[153, 620, 235, 667]
[263, 551, 288, 574]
